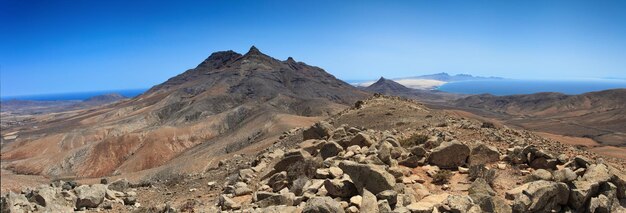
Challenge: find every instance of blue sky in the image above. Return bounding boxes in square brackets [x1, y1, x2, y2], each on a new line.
[2, 0, 626, 96]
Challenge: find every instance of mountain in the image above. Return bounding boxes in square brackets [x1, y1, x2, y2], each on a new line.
[363, 77, 415, 94]
[0, 46, 368, 181]
[410, 72, 502, 82]
[82, 93, 126, 104]
[363, 77, 467, 102]
[454, 88, 626, 146]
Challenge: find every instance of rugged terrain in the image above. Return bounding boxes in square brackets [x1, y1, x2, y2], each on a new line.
[450, 89, 626, 158]
[2, 95, 624, 212]
[0, 46, 367, 190]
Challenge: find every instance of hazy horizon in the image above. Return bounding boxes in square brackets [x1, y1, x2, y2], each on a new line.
[2, 0, 626, 96]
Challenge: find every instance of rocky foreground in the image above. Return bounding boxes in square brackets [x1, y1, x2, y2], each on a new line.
[2, 96, 625, 213]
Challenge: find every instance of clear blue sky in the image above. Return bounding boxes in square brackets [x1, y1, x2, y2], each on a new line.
[2, 0, 626, 96]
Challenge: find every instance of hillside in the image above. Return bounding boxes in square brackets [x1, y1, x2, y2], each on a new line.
[0, 46, 368, 185]
[3, 95, 624, 212]
[453, 89, 626, 146]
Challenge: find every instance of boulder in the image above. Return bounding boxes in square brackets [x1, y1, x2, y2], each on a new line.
[267, 171, 289, 192]
[252, 205, 301, 213]
[339, 160, 396, 194]
[607, 165, 626, 199]
[409, 146, 427, 158]
[303, 121, 334, 140]
[233, 182, 253, 196]
[582, 164, 611, 183]
[343, 133, 375, 148]
[569, 180, 600, 210]
[256, 192, 295, 208]
[360, 189, 379, 213]
[74, 184, 107, 208]
[528, 169, 553, 182]
[398, 155, 421, 168]
[303, 196, 345, 213]
[329, 167, 344, 179]
[377, 141, 394, 165]
[428, 141, 470, 169]
[324, 179, 358, 198]
[509, 180, 569, 212]
[219, 195, 241, 210]
[320, 141, 343, 159]
[376, 190, 398, 208]
[300, 139, 326, 156]
[468, 178, 495, 196]
[469, 144, 500, 166]
[470, 194, 511, 213]
[377, 200, 393, 213]
[440, 195, 473, 213]
[529, 157, 558, 170]
[553, 168, 577, 183]
[108, 178, 130, 192]
[273, 150, 311, 174]
[406, 193, 449, 213]
[3, 192, 35, 212]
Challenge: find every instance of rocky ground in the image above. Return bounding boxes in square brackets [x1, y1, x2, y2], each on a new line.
[2, 95, 625, 212]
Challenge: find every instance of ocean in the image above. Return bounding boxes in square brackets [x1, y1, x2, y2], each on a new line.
[436, 79, 626, 96]
[1, 88, 148, 101]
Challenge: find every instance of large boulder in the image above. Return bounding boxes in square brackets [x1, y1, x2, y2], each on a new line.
[74, 184, 107, 208]
[568, 180, 600, 210]
[360, 189, 379, 213]
[303, 121, 334, 140]
[582, 164, 611, 183]
[219, 195, 241, 210]
[303, 196, 345, 213]
[428, 141, 470, 169]
[509, 180, 569, 212]
[324, 179, 358, 198]
[553, 168, 577, 183]
[338, 161, 396, 194]
[30, 185, 75, 212]
[255, 192, 295, 208]
[272, 150, 312, 174]
[108, 178, 130, 192]
[320, 141, 343, 159]
[267, 171, 289, 192]
[406, 193, 449, 213]
[439, 195, 474, 213]
[2, 192, 35, 212]
[469, 144, 500, 166]
[341, 133, 375, 148]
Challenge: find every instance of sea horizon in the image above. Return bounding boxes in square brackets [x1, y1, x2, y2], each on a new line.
[0, 88, 148, 101]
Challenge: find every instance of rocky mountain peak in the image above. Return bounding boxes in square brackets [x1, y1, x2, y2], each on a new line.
[244, 45, 262, 56]
[197, 50, 242, 69]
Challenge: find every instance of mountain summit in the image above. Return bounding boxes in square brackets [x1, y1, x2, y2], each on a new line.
[365, 77, 415, 94]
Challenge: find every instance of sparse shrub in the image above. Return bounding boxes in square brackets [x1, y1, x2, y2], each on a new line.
[400, 134, 429, 147]
[290, 176, 309, 196]
[481, 122, 496, 129]
[431, 170, 453, 185]
[468, 164, 497, 185]
[354, 100, 365, 109]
